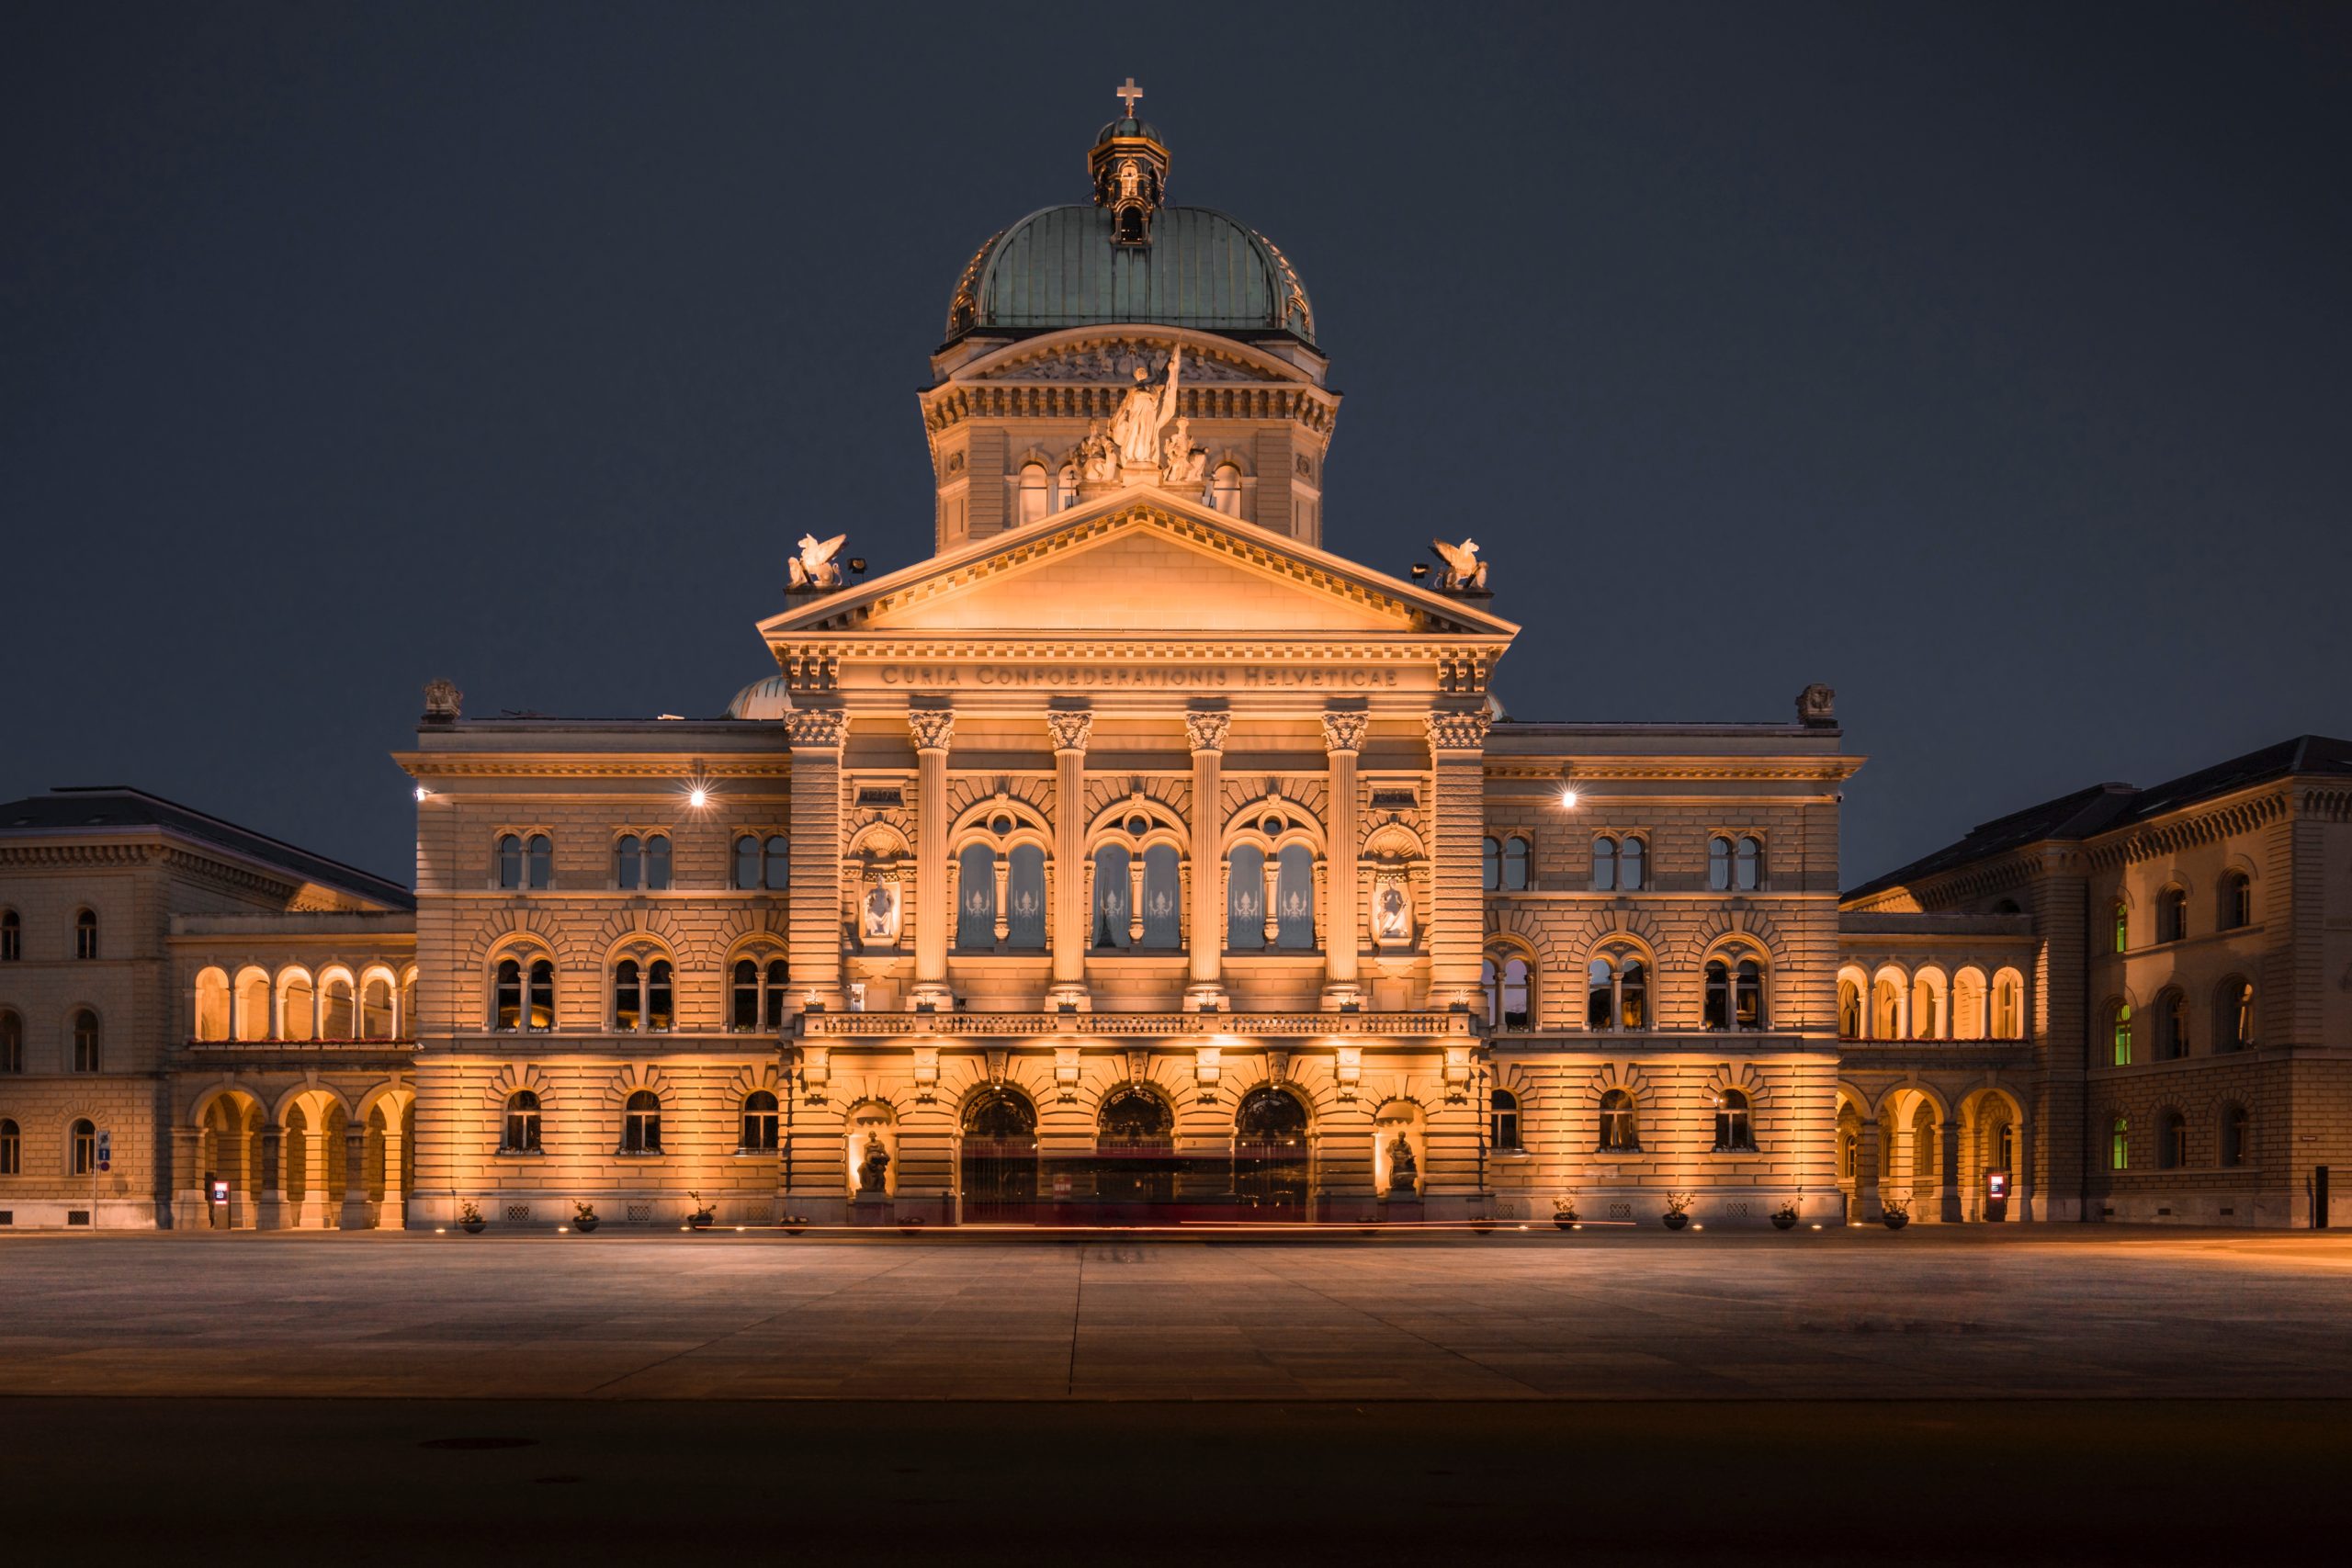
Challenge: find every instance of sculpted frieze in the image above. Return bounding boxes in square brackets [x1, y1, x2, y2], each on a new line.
[971, 343, 1266, 385]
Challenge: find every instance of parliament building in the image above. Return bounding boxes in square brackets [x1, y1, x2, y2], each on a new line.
[5, 95, 2347, 1233]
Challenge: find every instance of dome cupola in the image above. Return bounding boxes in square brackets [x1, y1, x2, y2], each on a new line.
[1090, 77, 1168, 245]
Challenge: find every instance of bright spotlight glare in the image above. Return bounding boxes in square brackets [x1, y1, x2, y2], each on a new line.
[688, 787, 709, 808]
[1558, 787, 1579, 809]
[413, 785, 429, 803]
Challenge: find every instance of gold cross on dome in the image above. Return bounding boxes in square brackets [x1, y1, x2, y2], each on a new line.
[1114, 77, 1143, 118]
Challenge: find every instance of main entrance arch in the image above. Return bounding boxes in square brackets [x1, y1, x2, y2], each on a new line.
[960, 1087, 1039, 1223]
[1233, 1086, 1312, 1219]
[1092, 1084, 1177, 1217]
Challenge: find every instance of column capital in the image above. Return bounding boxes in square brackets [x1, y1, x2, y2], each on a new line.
[1184, 709, 1230, 753]
[907, 707, 956, 752]
[1046, 709, 1095, 752]
[1320, 710, 1370, 755]
[1424, 709, 1490, 752]
[784, 708, 849, 750]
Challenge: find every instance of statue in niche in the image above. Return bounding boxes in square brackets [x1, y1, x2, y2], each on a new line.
[1430, 537, 1487, 592]
[1385, 1132, 1418, 1196]
[1109, 343, 1182, 467]
[863, 880, 900, 942]
[1160, 416, 1207, 486]
[1077, 420, 1120, 484]
[1374, 884, 1410, 941]
[856, 1133, 890, 1195]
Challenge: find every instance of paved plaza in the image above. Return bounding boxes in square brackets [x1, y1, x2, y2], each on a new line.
[6, 1226, 2351, 1401]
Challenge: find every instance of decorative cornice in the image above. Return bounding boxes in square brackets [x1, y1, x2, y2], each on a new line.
[1184, 710, 1230, 754]
[1321, 711, 1370, 754]
[2086, 790, 2287, 870]
[392, 755, 790, 781]
[1425, 711, 1491, 752]
[1045, 711, 1095, 752]
[784, 710, 849, 750]
[907, 709, 956, 752]
[798, 1010, 1473, 1040]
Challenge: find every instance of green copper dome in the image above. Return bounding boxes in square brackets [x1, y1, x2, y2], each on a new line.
[944, 204, 1317, 347]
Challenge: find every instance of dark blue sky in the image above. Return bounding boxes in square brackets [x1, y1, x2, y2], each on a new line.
[4, 3, 2346, 887]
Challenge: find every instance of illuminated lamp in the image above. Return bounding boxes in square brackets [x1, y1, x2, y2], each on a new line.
[1409, 562, 1430, 581]
[847, 558, 868, 576]
[688, 787, 709, 809]
[413, 784, 430, 803]
[1557, 765, 1578, 811]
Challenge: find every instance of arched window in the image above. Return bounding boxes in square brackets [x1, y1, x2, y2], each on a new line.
[1708, 836, 1732, 891]
[2109, 1115, 2130, 1171]
[646, 960, 673, 1032]
[1619, 836, 1645, 891]
[1736, 835, 1763, 890]
[492, 957, 556, 1032]
[1703, 956, 1767, 1032]
[232, 969, 271, 1041]
[360, 976, 395, 1039]
[1489, 1088, 1521, 1151]
[503, 1090, 541, 1153]
[2109, 1001, 2132, 1066]
[2158, 1109, 2188, 1170]
[730, 959, 762, 1031]
[71, 1117, 96, 1175]
[1713, 1089, 1755, 1152]
[1481, 837, 1500, 892]
[1091, 843, 1132, 950]
[644, 833, 671, 890]
[1872, 977, 1902, 1040]
[613, 959, 641, 1032]
[1275, 844, 1316, 950]
[2219, 978, 2255, 1052]
[1017, 461, 1050, 525]
[399, 969, 418, 1034]
[1586, 946, 1647, 1031]
[526, 834, 552, 890]
[2110, 898, 2129, 954]
[1056, 464, 1078, 511]
[1838, 979, 1861, 1040]
[1590, 836, 1616, 892]
[2156, 989, 2188, 1060]
[1, 908, 18, 962]
[620, 1090, 662, 1155]
[1501, 835, 1531, 891]
[1210, 462, 1241, 515]
[741, 1090, 780, 1152]
[1994, 973, 2023, 1039]
[1008, 843, 1046, 950]
[2218, 871, 2251, 931]
[320, 975, 354, 1038]
[2221, 1104, 2249, 1168]
[956, 841, 999, 950]
[2156, 886, 2188, 944]
[279, 971, 316, 1041]
[1140, 843, 1182, 949]
[1840, 1130, 1858, 1179]
[1227, 843, 1266, 950]
[1598, 1089, 1640, 1153]
[1482, 953, 1532, 1030]
[0, 1118, 17, 1175]
[74, 908, 97, 960]
[194, 970, 230, 1042]
[616, 834, 641, 889]
[496, 834, 523, 888]
[0, 1010, 20, 1074]
[764, 835, 789, 890]
[71, 1009, 99, 1072]
[764, 959, 788, 1028]
[734, 835, 761, 890]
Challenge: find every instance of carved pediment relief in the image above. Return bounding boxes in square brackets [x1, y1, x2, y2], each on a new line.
[970, 342, 1275, 386]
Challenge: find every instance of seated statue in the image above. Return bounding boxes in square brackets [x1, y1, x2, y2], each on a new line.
[857, 1133, 890, 1195]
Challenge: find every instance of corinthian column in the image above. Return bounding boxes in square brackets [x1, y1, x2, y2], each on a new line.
[1184, 708, 1229, 1011]
[1321, 709, 1368, 1010]
[785, 707, 849, 1010]
[1046, 707, 1093, 1010]
[1425, 707, 1491, 1006]
[909, 705, 956, 1010]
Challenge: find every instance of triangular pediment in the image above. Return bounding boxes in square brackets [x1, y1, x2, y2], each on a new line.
[759, 488, 1518, 647]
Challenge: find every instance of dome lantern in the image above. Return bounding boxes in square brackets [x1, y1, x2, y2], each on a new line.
[1090, 77, 1168, 245]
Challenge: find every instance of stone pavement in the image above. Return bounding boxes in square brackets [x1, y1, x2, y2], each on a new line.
[5, 1226, 2351, 1401]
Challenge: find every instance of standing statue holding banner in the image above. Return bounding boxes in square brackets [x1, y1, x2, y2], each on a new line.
[1109, 343, 1183, 468]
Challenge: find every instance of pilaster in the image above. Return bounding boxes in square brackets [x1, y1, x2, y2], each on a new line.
[1046, 707, 1093, 1010]
[1321, 709, 1367, 1009]
[1185, 709, 1229, 1010]
[786, 708, 850, 1010]
[340, 1122, 370, 1231]
[909, 705, 956, 1010]
[1425, 708, 1491, 1001]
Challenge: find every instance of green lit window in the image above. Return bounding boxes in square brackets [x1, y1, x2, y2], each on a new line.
[2110, 1002, 2132, 1066]
[2109, 1115, 2129, 1171]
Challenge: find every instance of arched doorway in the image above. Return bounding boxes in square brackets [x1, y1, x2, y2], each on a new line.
[1093, 1085, 1176, 1217]
[1233, 1086, 1311, 1219]
[960, 1087, 1038, 1223]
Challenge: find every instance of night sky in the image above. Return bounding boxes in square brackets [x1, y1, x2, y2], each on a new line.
[4, 4, 2346, 889]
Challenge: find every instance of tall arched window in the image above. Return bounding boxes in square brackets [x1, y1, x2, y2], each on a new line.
[279, 971, 316, 1041]
[1501, 834, 1532, 891]
[1480, 837, 1500, 892]
[2219, 978, 2255, 1052]
[2109, 1001, 2132, 1066]
[1619, 836, 1645, 891]
[2218, 871, 2251, 931]
[644, 833, 671, 890]
[1275, 844, 1316, 950]
[1210, 462, 1241, 514]
[493, 957, 556, 1032]
[526, 834, 553, 890]
[1909, 972, 1944, 1040]
[616, 834, 641, 888]
[399, 969, 418, 1034]
[1598, 1089, 1640, 1153]
[956, 841, 999, 951]
[322, 975, 355, 1038]
[1708, 836, 1732, 891]
[1713, 1089, 1755, 1152]
[613, 960, 640, 1032]
[1, 908, 18, 962]
[1837, 979, 1861, 1040]
[0, 1118, 17, 1175]
[0, 1010, 21, 1073]
[1590, 836, 1617, 892]
[2157, 989, 2188, 1060]
[1736, 835, 1763, 890]
[1482, 953, 1532, 1030]
[1141, 843, 1182, 949]
[1872, 977, 1902, 1040]
[1994, 973, 2023, 1039]
[1227, 843, 1266, 950]
[621, 1090, 662, 1155]
[1017, 461, 1050, 524]
[1091, 843, 1132, 950]
[233, 969, 271, 1041]
[496, 834, 523, 888]
[733, 835, 761, 890]
[2156, 886, 2188, 943]
[1704, 956, 1767, 1032]
[71, 1117, 96, 1175]
[741, 1090, 780, 1152]
[1586, 946, 1647, 1031]
[2109, 1115, 2130, 1171]
[1008, 843, 1046, 950]
[2110, 898, 2129, 953]
[732, 957, 792, 1032]
[194, 970, 230, 1042]
[503, 1090, 541, 1153]
[71, 1009, 99, 1072]
[74, 908, 97, 960]
[763, 835, 788, 890]
[2158, 1110, 2188, 1170]
[1489, 1089, 1521, 1151]
[2221, 1104, 2249, 1168]
[361, 976, 395, 1039]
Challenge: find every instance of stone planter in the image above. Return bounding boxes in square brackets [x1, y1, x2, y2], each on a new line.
[573, 1213, 600, 1234]
[1663, 1211, 1690, 1231]
[1882, 1210, 1910, 1231]
[459, 1217, 486, 1235]
[1771, 1212, 1798, 1231]
[1554, 1213, 1577, 1232]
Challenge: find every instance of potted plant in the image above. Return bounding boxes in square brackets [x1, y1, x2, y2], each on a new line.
[458, 1200, 486, 1235]
[1880, 1197, 1911, 1231]
[1553, 1194, 1579, 1232]
[1662, 1191, 1696, 1231]
[781, 1213, 808, 1235]
[686, 1191, 715, 1231]
[1771, 1200, 1800, 1232]
[572, 1200, 600, 1234]
[1470, 1212, 1498, 1235]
